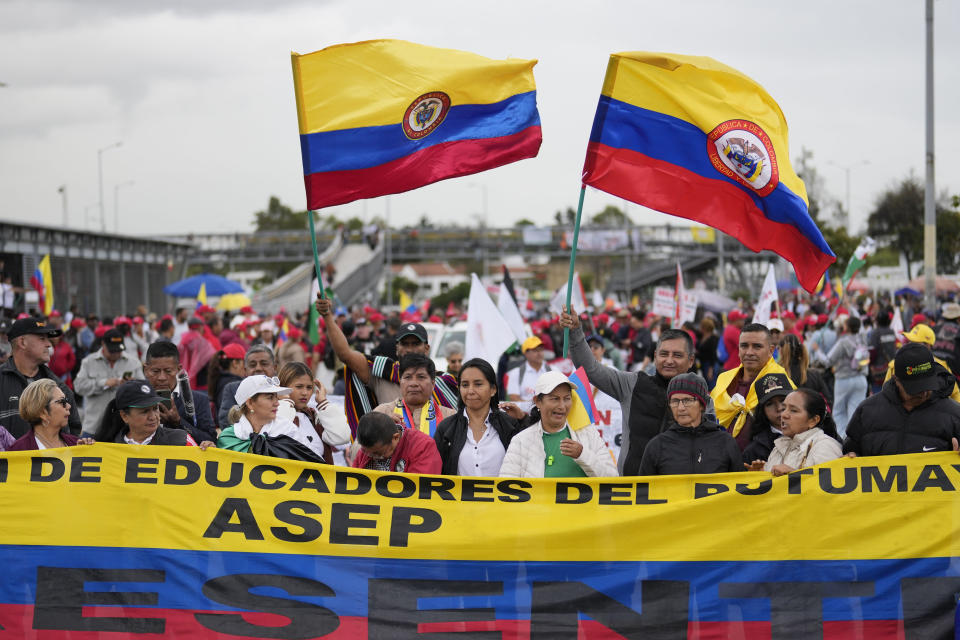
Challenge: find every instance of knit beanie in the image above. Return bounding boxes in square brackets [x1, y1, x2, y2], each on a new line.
[666, 373, 709, 408]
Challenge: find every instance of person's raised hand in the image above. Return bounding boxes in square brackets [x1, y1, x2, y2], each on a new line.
[315, 293, 333, 318]
[558, 305, 581, 330]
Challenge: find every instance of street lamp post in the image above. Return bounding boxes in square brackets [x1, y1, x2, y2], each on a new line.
[57, 185, 68, 227]
[828, 160, 869, 229]
[113, 180, 135, 234]
[469, 183, 489, 281]
[97, 141, 122, 233]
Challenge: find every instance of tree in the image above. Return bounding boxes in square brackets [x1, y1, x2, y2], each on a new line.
[389, 276, 419, 305]
[514, 218, 537, 227]
[820, 226, 861, 276]
[554, 207, 576, 226]
[344, 216, 364, 231]
[430, 282, 469, 310]
[590, 205, 632, 227]
[866, 175, 953, 280]
[253, 196, 311, 231]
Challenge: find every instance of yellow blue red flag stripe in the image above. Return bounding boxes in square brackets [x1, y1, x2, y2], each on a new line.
[29, 254, 54, 316]
[1, 446, 960, 636]
[582, 52, 835, 293]
[292, 39, 542, 210]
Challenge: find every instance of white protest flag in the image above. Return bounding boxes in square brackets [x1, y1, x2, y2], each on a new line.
[497, 283, 528, 343]
[465, 274, 517, 366]
[673, 262, 698, 328]
[549, 272, 586, 316]
[753, 263, 779, 327]
[891, 305, 905, 338]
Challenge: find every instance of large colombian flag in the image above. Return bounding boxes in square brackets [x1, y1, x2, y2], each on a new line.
[582, 52, 835, 293]
[292, 39, 542, 210]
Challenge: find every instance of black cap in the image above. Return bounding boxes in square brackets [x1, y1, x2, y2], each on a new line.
[585, 334, 605, 346]
[102, 329, 126, 353]
[396, 322, 428, 343]
[755, 373, 792, 407]
[894, 343, 939, 395]
[115, 380, 163, 410]
[8, 317, 63, 340]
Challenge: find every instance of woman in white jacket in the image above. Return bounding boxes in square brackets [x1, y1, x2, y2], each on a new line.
[499, 371, 617, 478]
[754, 388, 843, 476]
[277, 362, 351, 464]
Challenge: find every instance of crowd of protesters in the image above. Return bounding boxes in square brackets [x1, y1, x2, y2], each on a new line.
[2, 283, 959, 480]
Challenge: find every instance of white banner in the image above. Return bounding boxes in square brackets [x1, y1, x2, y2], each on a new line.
[652, 286, 675, 318]
[522, 227, 553, 245]
[563, 230, 629, 252]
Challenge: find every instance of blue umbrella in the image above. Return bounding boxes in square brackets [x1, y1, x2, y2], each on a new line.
[894, 287, 922, 298]
[164, 273, 245, 298]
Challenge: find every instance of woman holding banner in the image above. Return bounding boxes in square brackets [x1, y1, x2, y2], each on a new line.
[747, 388, 842, 476]
[498, 371, 617, 478]
[7, 379, 94, 450]
[637, 373, 742, 476]
[218, 375, 323, 463]
[434, 358, 521, 476]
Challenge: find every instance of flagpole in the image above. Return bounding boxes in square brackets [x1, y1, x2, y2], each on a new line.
[308, 211, 326, 299]
[563, 185, 587, 358]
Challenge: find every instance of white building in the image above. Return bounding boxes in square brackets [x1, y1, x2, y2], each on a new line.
[391, 262, 468, 299]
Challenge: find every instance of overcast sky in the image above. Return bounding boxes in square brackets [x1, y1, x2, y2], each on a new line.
[1, 0, 957, 239]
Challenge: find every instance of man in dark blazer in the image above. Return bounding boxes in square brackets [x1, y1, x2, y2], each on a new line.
[142, 341, 217, 442]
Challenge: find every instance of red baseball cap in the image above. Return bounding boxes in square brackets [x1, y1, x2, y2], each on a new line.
[222, 343, 246, 360]
[911, 313, 929, 328]
[70, 318, 85, 329]
[114, 315, 131, 325]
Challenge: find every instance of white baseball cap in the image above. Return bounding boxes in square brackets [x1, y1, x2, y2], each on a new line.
[534, 370, 576, 396]
[235, 375, 290, 406]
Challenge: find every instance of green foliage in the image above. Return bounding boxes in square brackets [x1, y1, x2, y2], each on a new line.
[514, 218, 537, 227]
[389, 276, 419, 305]
[344, 216, 364, 231]
[579, 273, 595, 292]
[866, 175, 955, 279]
[821, 226, 860, 276]
[253, 196, 311, 231]
[430, 282, 470, 310]
[554, 207, 576, 226]
[590, 205, 632, 227]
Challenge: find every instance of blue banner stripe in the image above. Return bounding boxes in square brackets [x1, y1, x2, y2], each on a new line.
[589, 95, 832, 256]
[300, 91, 540, 174]
[0, 545, 952, 622]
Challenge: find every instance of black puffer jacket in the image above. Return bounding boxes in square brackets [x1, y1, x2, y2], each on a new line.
[843, 376, 960, 456]
[637, 418, 743, 476]
[434, 410, 522, 475]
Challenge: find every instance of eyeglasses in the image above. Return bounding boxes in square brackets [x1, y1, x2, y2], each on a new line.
[50, 397, 70, 408]
[668, 397, 698, 408]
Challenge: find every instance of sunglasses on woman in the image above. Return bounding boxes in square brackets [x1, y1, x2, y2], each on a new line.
[50, 397, 70, 408]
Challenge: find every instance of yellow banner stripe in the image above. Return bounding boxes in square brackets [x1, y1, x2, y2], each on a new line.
[1, 446, 958, 563]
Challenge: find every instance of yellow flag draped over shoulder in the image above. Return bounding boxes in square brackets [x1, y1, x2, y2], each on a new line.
[711, 358, 794, 436]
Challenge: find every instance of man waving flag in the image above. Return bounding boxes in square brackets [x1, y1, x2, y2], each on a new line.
[582, 52, 834, 292]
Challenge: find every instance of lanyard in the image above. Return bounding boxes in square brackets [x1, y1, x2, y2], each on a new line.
[394, 398, 439, 437]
